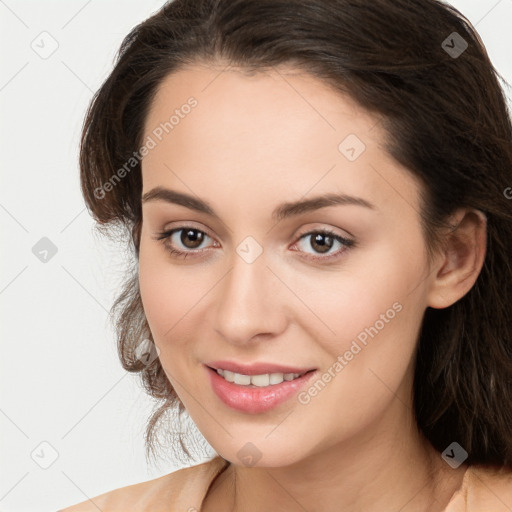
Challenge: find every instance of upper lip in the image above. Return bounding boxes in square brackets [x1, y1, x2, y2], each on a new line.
[206, 360, 316, 376]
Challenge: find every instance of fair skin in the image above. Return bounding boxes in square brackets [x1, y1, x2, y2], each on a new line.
[138, 62, 486, 512]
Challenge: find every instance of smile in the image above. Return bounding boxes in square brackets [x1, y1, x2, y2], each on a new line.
[214, 367, 307, 387]
[205, 365, 318, 414]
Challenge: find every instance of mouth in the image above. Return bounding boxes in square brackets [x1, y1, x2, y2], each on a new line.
[206, 365, 315, 388]
[205, 364, 318, 414]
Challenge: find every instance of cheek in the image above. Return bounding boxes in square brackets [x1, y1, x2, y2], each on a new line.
[138, 234, 225, 367]
[309, 246, 426, 328]
[288, 242, 428, 442]
[138, 237, 200, 342]
[301, 235, 428, 377]
[138, 240, 167, 336]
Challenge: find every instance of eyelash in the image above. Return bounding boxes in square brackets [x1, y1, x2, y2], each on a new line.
[154, 226, 355, 262]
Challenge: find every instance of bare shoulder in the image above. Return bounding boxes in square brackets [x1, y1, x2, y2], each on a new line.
[57, 471, 182, 512]
[462, 464, 512, 511]
[58, 456, 230, 512]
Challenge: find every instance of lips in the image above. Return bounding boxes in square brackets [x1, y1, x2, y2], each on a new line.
[206, 365, 318, 413]
[206, 360, 316, 376]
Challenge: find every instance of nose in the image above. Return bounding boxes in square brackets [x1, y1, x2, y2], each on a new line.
[213, 250, 288, 346]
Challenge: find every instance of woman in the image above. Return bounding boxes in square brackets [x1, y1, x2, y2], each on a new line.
[60, 0, 512, 510]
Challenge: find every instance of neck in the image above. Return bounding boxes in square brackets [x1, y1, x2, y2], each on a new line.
[204, 398, 467, 512]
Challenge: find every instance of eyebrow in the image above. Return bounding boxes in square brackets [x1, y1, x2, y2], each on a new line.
[141, 186, 376, 221]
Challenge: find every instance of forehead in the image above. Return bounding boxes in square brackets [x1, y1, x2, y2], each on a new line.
[143, 62, 376, 150]
[141, 63, 422, 220]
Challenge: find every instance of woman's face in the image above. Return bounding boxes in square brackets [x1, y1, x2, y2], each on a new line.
[138, 63, 436, 467]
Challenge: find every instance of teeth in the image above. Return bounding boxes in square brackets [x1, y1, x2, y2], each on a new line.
[216, 368, 303, 387]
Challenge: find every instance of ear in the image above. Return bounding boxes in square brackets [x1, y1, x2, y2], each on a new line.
[426, 208, 487, 309]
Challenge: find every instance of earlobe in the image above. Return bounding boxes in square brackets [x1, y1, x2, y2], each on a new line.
[426, 209, 487, 309]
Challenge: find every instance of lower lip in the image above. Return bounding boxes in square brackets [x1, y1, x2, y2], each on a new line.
[205, 365, 317, 414]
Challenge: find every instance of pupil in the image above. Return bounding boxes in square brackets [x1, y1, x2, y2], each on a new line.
[311, 233, 333, 254]
[181, 229, 204, 248]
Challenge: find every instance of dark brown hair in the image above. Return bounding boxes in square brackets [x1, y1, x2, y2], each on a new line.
[80, 0, 512, 468]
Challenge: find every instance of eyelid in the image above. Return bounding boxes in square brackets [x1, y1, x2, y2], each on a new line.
[164, 221, 220, 245]
[160, 220, 215, 237]
[294, 224, 354, 241]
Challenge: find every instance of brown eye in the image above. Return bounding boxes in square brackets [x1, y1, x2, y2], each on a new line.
[155, 226, 214, 258]
[309, 233, 334, 254]
[294, 229, 354, 260]
[181, 229, 205, 249]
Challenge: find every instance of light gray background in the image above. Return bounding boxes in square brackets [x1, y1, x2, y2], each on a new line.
[1, 1, 511, 511]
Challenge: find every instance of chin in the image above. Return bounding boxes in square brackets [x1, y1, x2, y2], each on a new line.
[213, 440, 310, 469]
